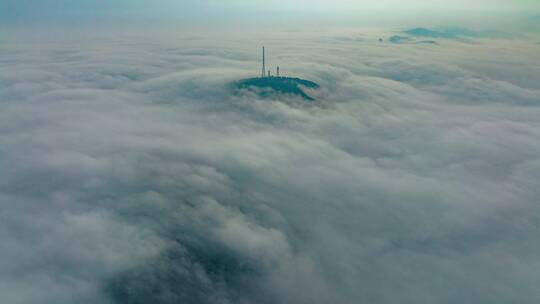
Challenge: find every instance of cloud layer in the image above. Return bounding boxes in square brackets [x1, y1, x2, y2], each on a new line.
[1, 28, 540, 304]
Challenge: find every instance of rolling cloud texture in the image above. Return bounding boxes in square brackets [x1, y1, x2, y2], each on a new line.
[1, 28, 540, 303]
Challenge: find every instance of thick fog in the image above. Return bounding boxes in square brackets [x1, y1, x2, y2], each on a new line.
[1, 25, 540, 304]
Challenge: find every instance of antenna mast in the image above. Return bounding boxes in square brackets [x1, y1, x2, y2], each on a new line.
[261, 46, 266, 78]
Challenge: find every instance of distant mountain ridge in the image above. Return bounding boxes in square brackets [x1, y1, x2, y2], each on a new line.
[404, 27, 506, 39]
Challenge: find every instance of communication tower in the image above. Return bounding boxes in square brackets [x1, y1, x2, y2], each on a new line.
[261, 47, 266, 78]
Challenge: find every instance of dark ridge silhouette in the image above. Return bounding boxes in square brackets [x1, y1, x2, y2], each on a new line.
[235, 76, 320, 101]
[403, 27, 496, 38]
[389, 35, 412, 43]
[387, 35, 439, 45]
[404, 28, 457, 38]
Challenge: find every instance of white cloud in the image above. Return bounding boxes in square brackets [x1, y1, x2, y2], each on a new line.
[1, 28, 540, 303]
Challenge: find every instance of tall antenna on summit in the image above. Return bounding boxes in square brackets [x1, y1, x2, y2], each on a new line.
[261, 46, 266, 78]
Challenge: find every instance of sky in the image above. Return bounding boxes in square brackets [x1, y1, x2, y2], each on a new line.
[2, 0, 539, 11]
[1, 0, 540, 24]
[1, 1, 540, 304]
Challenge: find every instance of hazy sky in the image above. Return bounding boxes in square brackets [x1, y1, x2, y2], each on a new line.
[212, 0, 540, 10]
[1, 0, 539, 23]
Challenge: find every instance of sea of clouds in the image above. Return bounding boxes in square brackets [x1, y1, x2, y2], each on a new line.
[1, 28, 540, 304]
